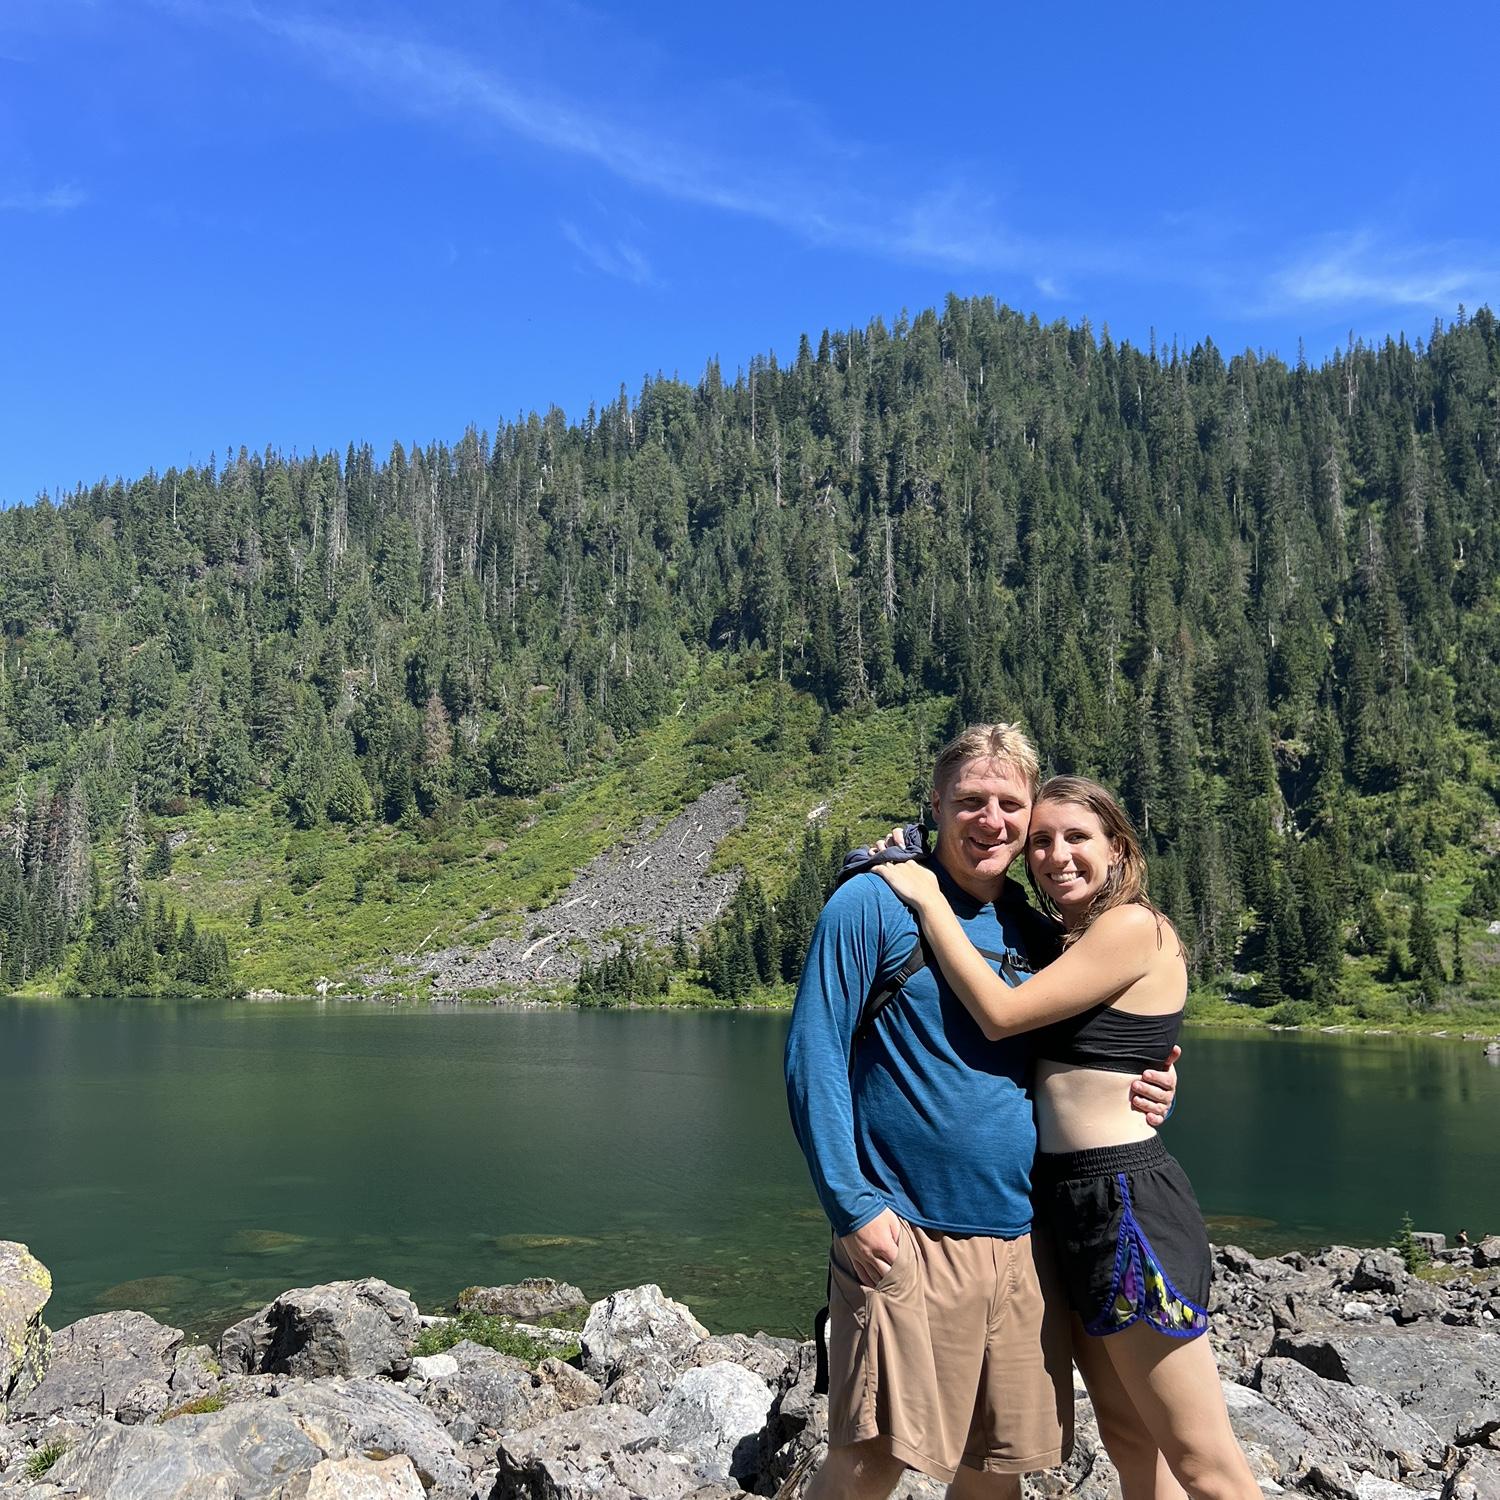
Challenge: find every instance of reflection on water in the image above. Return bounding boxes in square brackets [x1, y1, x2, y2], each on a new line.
[2, 999, 1497, 1339]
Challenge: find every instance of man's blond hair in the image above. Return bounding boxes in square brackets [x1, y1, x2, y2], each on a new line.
[931, 722, 1041, 799]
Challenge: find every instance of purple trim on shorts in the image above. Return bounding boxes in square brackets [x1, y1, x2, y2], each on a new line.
[1082, 1172, 1210, 1340]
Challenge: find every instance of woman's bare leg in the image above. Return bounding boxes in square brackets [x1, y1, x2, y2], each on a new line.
[1097, 1324, 1260, 1500]
[1070, 1317, 1186, 1500]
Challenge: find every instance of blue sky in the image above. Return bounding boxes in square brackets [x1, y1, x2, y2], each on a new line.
[2, 0, 1497, 507]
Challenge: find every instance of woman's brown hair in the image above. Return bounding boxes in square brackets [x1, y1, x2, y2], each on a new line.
[1029, 775, 1179, 953]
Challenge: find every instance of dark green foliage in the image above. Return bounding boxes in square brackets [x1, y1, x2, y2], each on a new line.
[249, 895, 264, 928]
[574, 938, 669, 1005]
[145, 835, 173, 879]
[2, 299, 1499, 1014]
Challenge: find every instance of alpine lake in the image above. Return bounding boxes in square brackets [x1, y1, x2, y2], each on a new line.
[3, 998, 1498, 1342]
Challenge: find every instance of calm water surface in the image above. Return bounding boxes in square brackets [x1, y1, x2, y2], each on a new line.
[2, 999, 1497, 1340]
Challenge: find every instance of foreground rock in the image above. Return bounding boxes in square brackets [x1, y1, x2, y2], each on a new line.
[220, 1278, 420, 1380]
[14, 1310, 184, 1423]
[0, 1242, 51, 1418]
[4, 1248, 1499, 1500]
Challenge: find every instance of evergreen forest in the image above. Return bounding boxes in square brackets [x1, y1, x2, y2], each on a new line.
[3, 296, 1499, 1024]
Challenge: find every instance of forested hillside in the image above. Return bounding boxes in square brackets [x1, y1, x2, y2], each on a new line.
[3, 296, 1499, 1021]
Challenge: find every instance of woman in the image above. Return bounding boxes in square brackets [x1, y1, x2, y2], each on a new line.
[871, 776, 1259, 1500]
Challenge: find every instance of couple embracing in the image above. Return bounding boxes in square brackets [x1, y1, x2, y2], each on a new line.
[785, 723, 1259, 1500]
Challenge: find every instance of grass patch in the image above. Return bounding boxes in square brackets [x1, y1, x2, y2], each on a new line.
[412, 1310, 581, 1364]
[24, 1441, 68, 1479]
[160, 1393, 227, 1421]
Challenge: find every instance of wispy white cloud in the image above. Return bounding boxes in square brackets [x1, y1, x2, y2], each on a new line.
[560, 221, 655, 287]
[163, 0, 1058, 280]
[0, 183, 85, 213]
[1270, 232, 1496, 312]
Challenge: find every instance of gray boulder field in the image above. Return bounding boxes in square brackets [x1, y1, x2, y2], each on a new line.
[2, 1244, 1498, 1499]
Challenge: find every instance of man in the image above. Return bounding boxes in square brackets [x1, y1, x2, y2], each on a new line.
[785, 723, 1175, 1499]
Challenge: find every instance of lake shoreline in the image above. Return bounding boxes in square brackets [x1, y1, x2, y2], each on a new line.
[14, 983, 1500, 1042]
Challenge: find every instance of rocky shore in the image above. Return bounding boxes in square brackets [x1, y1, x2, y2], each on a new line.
[2, 1237, 1498, 1500]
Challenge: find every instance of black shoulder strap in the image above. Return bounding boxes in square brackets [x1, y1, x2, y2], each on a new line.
[849, 939, 1011, 1063]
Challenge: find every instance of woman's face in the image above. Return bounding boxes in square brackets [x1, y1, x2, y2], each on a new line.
[1025, 798, 1121, 919]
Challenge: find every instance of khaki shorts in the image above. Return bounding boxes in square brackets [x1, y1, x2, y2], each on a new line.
[826, 1220, 1072, 1482]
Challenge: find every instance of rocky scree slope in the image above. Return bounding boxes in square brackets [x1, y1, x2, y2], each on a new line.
[368, 781, 747, 998]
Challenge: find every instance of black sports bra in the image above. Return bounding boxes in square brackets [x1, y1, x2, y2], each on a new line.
[1032, 1002, 1183, 1074]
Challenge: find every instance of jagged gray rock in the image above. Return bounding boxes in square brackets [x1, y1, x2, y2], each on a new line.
[1271, 1324, 1500, 1442]
[283, 1453, 428, 1498]
[493, 1403, 699, 1500]
[417, 1339, 563, 1445]
[1446, 1452, 1500, 1500]
[274, 1379, 471, 1500]
[0, 1243, 51, 1418]
[15, 1309, 181, 1422]
[456, 1277, 587, 1321]
[652, 1360, 774, 1485]
[1221, 1377, 1320, 1484]
[1347, 1251, 1408, 1295]
[581, 1283, 708, 1407]
[1254, 1357, 1447, 1479]
[48, 1399, 325, 1498]
[220, 1279, 419, 1380]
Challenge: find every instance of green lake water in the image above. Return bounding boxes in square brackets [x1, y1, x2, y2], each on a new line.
[2, 998, 1497, 1341]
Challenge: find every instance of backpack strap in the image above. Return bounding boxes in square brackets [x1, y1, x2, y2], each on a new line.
[849, 938, 1013, 1061]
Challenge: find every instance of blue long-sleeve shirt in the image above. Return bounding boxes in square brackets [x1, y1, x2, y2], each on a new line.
[784, 866, 1039, 1239]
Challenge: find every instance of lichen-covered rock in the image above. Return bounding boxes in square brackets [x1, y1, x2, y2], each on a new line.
[494, 1404, 699, 1500]
[220, 1279, 419, 1380]
[1220, 1377, 1317, 1483]
[456, 1278, 586, 1321]
[0, 1243, 51, 1417]
[652, 1360, 774, 1485]
[580, 1284, 707, 1400]
[15, 1310, 181, 1422]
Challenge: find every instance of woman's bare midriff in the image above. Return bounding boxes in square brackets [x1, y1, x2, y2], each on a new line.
[1033, 1058, 1158, 1154]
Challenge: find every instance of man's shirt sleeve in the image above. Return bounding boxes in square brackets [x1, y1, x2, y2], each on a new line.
[784, 879, 889, 1237]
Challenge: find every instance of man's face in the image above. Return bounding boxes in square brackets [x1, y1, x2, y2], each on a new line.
[930, 756, 1034, 899]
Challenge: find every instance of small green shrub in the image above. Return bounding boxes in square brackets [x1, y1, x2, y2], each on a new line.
[1394, 1211, 1432, 1273]
[412, 1310, 579, 1364]
[25, 1441, 68, 1479]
